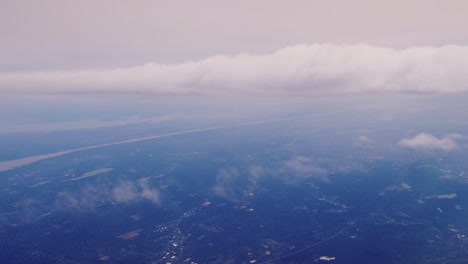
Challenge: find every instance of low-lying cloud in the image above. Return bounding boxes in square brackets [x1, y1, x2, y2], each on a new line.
[56, 179, 161, 212]
[1, 44, 468, 96]
[398, 133, 463, 151]
[280, 156, 329, 183]
[213, 157, 329, 200]
[113, 179, 161, 204]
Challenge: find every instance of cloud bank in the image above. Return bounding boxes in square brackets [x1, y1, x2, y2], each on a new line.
[398, 133, 463, 151]
[1, 44, 468, 96]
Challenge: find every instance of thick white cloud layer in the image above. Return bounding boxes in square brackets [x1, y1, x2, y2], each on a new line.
[1, 44, 468, 96]
[398, 133, 463, 151]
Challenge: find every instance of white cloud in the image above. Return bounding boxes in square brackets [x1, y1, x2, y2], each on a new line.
[55, 180, 162, 212]
[358, 136, 373, 144]
[113, 181, 138, 203]
[1, 44, 468, 96]
[113, 180, 161, 204]
[281, 156, 329, 183]
[212, 159, 329, 201]
[398, 133, 463, 151]
[212, 168, 241, 200]
[246, 157, 329, 185]
[138, 179, 161, 204]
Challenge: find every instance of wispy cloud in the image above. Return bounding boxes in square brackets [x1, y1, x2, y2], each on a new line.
[212, 168, 242, 201]
[358, 136, 373, 144]
[1, 44, 468, 96]
[56, 179, 161, 212]
[213, 157, 329, 200]
[277, 156, 329, 183]
[398, 133, 463, 151]
[113, 180, 161, 205]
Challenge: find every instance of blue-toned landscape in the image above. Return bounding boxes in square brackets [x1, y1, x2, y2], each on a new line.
[1, 98, 468, 263]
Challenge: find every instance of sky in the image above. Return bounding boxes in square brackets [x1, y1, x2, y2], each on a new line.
[0, 0, 467, 100]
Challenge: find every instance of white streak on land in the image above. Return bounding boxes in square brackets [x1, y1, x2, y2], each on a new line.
[437, 193, 457, 199]
[0, 118, 292, 173]
[69, 168, 114, 181]
[30, 180, 52, 187]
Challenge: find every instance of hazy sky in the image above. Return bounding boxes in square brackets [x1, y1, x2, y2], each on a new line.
[1, 0, 467, 97]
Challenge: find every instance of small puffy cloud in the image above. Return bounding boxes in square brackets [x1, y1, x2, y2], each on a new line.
[248, 165, 266, 183]
[213, 158, 329, 201]
[1, 44, 468, 96]
[56, 179, 162, 212]
[56, 184, 109, 211]
[358, 136, 373, 143]
[139, 179, 161, 204]
[113, 180, 161, 204]
[212, 168, 242, 200]
[247, 157, 329, 185]
[281, 156, 329, 183]
[113, 181, 138, 203]
[398, 133, 463, 151]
